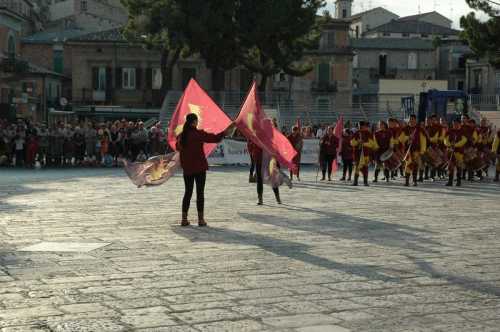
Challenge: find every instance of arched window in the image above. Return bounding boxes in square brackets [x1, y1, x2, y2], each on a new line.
[7, 35, 16, 57]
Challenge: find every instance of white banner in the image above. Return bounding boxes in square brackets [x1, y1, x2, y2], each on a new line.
[207, 139, 320, 165]
[301, 139, 320, 164]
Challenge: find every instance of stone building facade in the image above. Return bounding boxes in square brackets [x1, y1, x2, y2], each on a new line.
[19, 20, 352, 116]
[45, 0, 127, 31]
[351, 38, 436, 94]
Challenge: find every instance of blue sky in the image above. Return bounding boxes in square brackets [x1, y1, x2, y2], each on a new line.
[325, 0, 489, 28]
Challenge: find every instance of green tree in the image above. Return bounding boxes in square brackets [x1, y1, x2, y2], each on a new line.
[237, 0, 326, 91]
[179, 0, 241, 72]
[460, 0, 500, 67]
[121, 0, 188, 96]
[179, 0, 326, 92]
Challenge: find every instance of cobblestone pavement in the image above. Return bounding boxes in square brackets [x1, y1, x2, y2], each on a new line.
[1, 166, 500, 332]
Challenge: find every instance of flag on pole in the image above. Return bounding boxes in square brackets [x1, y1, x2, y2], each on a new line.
[235, 81, 297, 172]
[331, 115, 344, 173]
[167, 79, 232, 156]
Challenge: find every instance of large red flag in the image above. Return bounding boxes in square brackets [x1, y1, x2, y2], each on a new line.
[167, 79, 231, 156]
[235, 82, 297, 172]
[332, 115, 344, 173]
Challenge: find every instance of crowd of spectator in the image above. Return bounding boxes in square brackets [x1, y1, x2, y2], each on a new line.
[281, 122, 355, 139]
[0, 117, 349, 169]
[0, 118, 170, 168]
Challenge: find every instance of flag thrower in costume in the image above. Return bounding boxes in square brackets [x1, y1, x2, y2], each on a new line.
[235, 81, 297, 173]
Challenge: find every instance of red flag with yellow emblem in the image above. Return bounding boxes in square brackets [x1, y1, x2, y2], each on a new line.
[235, 82, 297, 172]
[167, 79, 232, 156]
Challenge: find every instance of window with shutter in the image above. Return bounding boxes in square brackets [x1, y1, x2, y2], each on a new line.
[92, 67, 98, 90]
[318, 63, 330, 84]
[115, 67, 122, 88]
[408, 53, 417, 70]
[327, 32, 335, 48]
[122, 68, 136, 89]
[7, 35, 16, 58]
[136, 68, 142, 89]
[97, 67, 106, 91]
[152, 68, 162, 90]
[53, 50, 63, 74]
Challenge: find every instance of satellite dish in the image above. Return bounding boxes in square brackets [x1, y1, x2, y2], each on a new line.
[60, 97, 68, 106]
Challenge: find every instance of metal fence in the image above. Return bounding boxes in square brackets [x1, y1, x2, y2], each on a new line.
[158, 91, 411, 130]
[468, 94, 500, 112]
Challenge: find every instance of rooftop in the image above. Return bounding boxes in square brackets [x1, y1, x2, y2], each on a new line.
[350, 6, 399, 21]
[68, 27, 126, 43]
[397, 11, 452, 23]
[22, 29, 98, 44]
[366, 20, 459, 35]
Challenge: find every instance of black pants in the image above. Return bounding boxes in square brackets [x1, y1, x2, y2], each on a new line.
[249, 156, 255, 176]
[342, 159, 353, 179]
[321, 154, 335, 178]
[256, 160, 279, 199]
[182, 172, 206, 214]
[15, 149, 24, 167]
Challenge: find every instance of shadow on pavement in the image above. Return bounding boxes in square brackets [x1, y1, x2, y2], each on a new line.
[173, 226, 401, 283]
[406, 255, 500, 298]
[0, 186, 50, 215]
[240, 206, 441, 255]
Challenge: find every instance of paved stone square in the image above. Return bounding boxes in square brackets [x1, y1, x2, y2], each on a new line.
[1, 166, 500, 331]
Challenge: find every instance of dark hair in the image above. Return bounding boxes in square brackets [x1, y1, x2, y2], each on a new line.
[180, 113, 198, 146]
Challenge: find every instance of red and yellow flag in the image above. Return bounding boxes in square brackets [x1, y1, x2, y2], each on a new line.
[167, 79, 232, 156]
[235, 81, 297, 172]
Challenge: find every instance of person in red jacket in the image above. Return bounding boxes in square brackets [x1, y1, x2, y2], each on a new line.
[340, 128, 353, 181]
[319, 126, 339, 181]
[287, 125, 303, 181]
[176, 113, 232, 227]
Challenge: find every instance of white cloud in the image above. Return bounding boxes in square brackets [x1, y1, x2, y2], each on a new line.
[325, 0, 490, 28]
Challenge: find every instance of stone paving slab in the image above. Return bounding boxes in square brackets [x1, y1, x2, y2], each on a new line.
[1, 166, 500, 331]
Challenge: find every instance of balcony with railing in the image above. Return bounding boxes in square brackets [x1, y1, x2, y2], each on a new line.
[311, 81, 337, 93]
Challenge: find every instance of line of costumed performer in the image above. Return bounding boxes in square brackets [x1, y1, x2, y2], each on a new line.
[351, 121, 378, 186]
[176, 114, 235, 226]
[399, 115, 427, 187]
